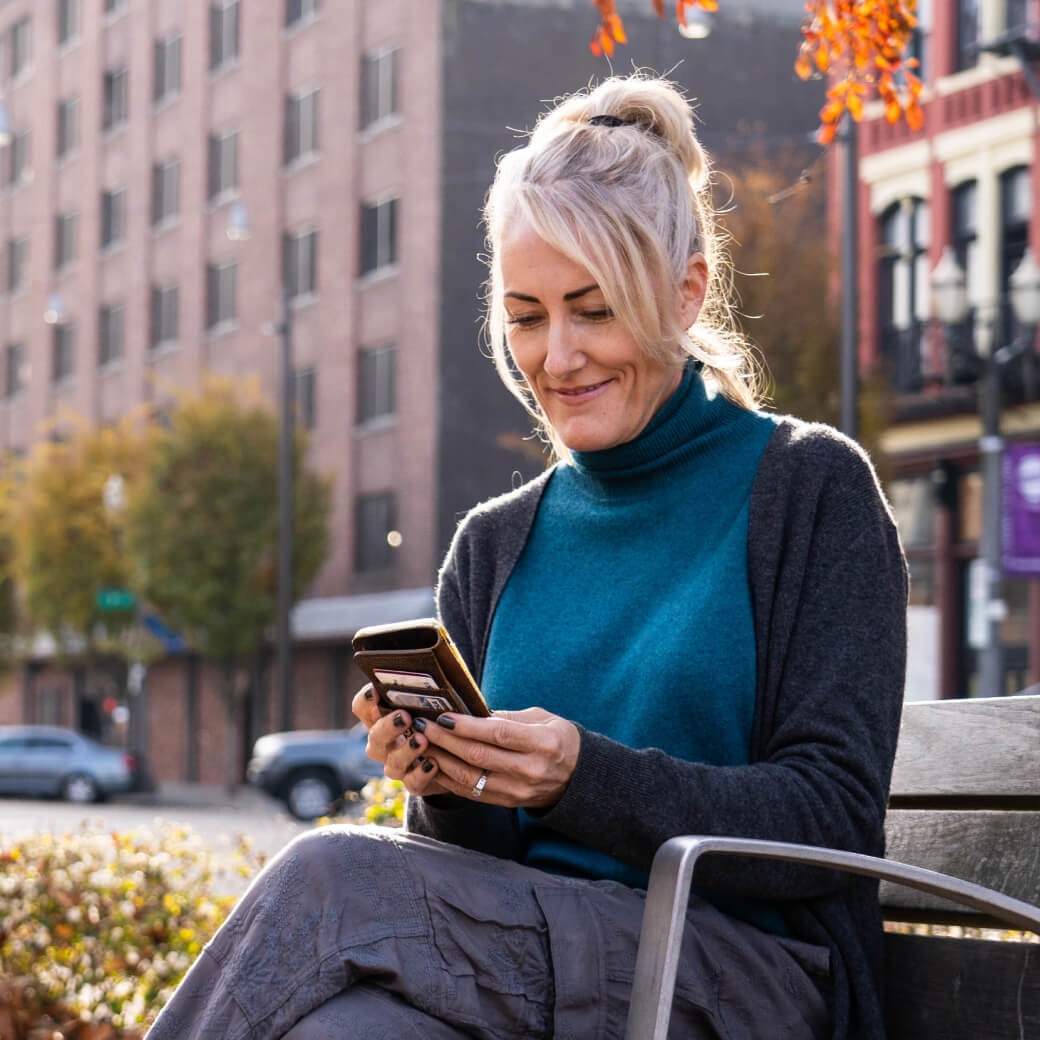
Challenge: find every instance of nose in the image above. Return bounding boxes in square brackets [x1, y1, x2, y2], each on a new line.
[543, 320, 584, 380]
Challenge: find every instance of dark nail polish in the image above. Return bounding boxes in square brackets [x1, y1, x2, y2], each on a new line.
[412, 717, 427, 733]
[421, 759, 435, 773]
[409, 736, 420, 750]
[363, 688, 374, 701]
[393, 713, 406, 728]
[435, 715, 456, 730]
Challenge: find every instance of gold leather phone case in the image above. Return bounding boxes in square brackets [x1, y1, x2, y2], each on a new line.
[352, 618, 490, 720]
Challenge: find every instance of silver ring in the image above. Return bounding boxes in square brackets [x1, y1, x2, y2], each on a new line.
[471, 772, 489, 799]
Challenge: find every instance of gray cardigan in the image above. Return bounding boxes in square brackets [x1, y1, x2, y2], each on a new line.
[407, 417, 909, 1039]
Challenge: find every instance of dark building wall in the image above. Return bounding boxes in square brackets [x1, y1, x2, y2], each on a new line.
[435, 0, 824, 557]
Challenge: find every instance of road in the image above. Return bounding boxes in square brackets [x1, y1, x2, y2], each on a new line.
[0, 788, 316, 894]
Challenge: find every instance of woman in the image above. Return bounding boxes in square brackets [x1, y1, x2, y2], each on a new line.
[146, 74, 907, 1040]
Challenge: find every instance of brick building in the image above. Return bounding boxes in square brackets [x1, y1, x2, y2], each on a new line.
[0, 0, 820, 783]
[849, 0, 1040, 700]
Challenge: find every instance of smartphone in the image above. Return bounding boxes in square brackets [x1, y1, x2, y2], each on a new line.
[352, 618, 491, 721]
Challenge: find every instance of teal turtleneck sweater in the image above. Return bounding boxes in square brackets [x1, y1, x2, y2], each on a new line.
[481, 363, 779, 899]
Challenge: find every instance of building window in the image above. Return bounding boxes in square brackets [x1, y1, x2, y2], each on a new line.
[955, 0, 979, 72]
[354, 492, 397, 574]
[283, 228, 318, 299]
[947, 180, 982, 379]
[360, 197, 398, 276]
[357, 343, 395, 424]
[210, 0, 240, 71]
[877, 197, 929, 393]
[57, 97, 78, 159]
[98, 303, 124, 366]
[54, 211, 78, 270]
[6, 129, 30, 187]
[1007, 0, 1028, 31]
[52, 321, 75, 383]
[1000, 166, 1031, 345]
[207, 130, 238, 201]
[206, 261, 236, 331]
[152, 158, 180, 225]
[58, 0, 79, 46]
[9, 17, 31, 80]
[154, 34, 181, 104]
[284, 87, 319, 165]
[104, 0, 127, 15]
[906, 0, 930, 83]
[102, 67, 129, 131]
[4, 343, 24, 398]
[293, 366, 316, 428]
[361, 47, 399, 129]
[100, 188, 126, 250]
[6, 236, 26, 293]
[286, 0, 319, 28]
[150, 284, 179, 349]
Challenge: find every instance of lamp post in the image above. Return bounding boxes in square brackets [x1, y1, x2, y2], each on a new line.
[931, 245, 1040, 698]
[228, 202, 295, 731]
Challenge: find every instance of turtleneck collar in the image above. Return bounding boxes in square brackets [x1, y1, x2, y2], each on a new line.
[569, 361, 737, 480]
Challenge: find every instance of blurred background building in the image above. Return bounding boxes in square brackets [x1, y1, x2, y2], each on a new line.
[0, 0, 820, 782]
[850, 0, 1040, 701]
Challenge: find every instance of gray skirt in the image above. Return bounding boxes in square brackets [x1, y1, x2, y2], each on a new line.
[144, 826, 831, 1039]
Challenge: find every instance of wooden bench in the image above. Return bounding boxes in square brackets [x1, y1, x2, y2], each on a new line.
[625, 694, 1040, 1039]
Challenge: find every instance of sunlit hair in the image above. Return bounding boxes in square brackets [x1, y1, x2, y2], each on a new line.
[483, 73, 763, 460]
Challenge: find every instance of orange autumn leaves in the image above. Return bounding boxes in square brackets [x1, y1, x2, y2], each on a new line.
[590, 0, 924, 140]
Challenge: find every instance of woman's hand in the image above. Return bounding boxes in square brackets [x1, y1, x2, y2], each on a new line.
[350, 686, 581, 808]
[350, 684, 452, 796]
[405, 708, 581, 810]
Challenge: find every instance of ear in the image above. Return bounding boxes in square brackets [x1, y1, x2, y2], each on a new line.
[677, 252, 709, 330]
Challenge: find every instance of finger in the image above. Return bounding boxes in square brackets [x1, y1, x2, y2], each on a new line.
[350, 684, 382, 727]
[422, 712, 545, 756]
[401, 754, 449, 797]
[366, 709, 414, 763]
[383, 723, 429, 780]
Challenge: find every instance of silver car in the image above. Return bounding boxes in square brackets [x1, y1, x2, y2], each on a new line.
[247, 724, 384, 820]
[0, 724, 141, 803]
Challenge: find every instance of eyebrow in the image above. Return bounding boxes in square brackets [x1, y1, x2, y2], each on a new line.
[504, 284, 600, 303]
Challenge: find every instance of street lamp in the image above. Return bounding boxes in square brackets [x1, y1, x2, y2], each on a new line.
[931, 245, 1040, 698]
[227, 202, 295, 731]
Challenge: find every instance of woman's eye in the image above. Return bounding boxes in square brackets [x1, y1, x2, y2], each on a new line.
[506, 313, 540, 327]
[582, 308, 614, 321]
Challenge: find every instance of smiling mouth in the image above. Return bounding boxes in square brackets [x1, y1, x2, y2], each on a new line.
[553, 380, 611, 398]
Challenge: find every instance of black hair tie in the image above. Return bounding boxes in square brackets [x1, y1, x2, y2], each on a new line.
[588, 114, 631, 128]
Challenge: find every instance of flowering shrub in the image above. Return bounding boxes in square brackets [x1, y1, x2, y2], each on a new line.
[0, 822, 264, 1033]
[359, 777, 406, 827]
[0, 782, 406, 1033]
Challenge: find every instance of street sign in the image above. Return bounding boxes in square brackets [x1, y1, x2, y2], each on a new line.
[96, 588, 136, 611]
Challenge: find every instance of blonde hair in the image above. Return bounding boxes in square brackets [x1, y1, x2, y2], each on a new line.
[483, 73, 763, 460]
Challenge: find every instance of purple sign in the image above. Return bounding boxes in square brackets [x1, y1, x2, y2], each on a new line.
[1003, 442, 1040, 576]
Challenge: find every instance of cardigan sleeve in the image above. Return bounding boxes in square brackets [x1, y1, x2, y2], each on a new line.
[531, 424, 908, 900]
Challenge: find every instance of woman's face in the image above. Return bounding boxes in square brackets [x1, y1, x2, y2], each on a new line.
[499, 220, 705, 453]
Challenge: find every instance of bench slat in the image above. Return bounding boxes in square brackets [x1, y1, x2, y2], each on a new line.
[883, 809, 1040, 913]
[884, 933, 1040, 1038]
[892, 696, 1040, 798]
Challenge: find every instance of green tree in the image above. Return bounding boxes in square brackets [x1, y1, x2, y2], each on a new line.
[721, 152, 890, 465]
[9, 413, 157, 692]
[125, 378, 331, 790]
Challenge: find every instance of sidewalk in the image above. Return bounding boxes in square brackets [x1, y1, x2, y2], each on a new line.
[123, 780, 272, 811]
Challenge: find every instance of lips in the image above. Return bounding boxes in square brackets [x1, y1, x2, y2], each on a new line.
[551, 379, 611, 399]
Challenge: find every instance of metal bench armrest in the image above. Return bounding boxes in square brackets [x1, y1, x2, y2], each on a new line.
[623, 835, 1040, 1040]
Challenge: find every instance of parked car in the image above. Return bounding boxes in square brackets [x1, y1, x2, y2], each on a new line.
[247, 724, 384, 820]
[0, 724, 145, 803]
